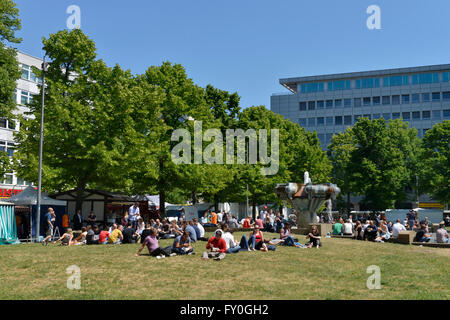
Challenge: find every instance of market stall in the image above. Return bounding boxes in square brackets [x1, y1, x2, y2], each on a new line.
[0, 201, 19, 245]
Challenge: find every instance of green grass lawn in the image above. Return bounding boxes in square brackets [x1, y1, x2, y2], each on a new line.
[0, 232, 448, 300]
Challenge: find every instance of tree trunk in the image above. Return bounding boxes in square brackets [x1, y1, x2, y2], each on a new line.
[214, 194, 218, 212]
[347, 192, 351, 215]
[252, 195, 257, 220]
[158, 158, 166, 217]
[192, 191, 197, 205]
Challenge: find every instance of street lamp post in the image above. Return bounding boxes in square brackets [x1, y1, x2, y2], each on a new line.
[35, 56, 48, 242]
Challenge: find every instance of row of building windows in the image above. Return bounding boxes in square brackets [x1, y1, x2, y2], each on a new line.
[2, 173, 31, 186]
[20, 63, 42, 84]
[298, 110, 450, 127]
[299, 92, 450, 111]
[300, 71, 450, 93]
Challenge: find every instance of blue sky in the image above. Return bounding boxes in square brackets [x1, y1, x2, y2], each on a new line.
[12, 0, 450, 108]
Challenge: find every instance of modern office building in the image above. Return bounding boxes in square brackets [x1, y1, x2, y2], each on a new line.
[271, 64, 450, 149]
[0, 51, 42, 199]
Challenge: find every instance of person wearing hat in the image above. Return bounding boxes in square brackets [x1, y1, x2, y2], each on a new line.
[202, 229, 226, 260]
[436, 222, 449, 243]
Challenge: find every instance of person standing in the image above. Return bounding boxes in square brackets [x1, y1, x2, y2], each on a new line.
[407, 210, 416, 230]
[128, 202, 140, 230]
[72, 209, 83, 230]
[42, 208, 55, 245]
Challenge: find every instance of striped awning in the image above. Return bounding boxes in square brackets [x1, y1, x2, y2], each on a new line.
[0, 203, 19, 245]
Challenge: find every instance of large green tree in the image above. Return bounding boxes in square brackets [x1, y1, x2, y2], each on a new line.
[329, 118, 420, 211]
[0, 0, 21, 118]
[420, 120, 450, 204]
[14, 29, 163, 210]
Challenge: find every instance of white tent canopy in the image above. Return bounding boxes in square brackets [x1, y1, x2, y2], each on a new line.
[133, 195, 174, 208]
[4, 185, 67, 206]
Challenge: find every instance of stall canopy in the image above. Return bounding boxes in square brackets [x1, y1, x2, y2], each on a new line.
[5, 186, 67, 238]
[132, 195, 174, 208]
[0, 201, 19, 245]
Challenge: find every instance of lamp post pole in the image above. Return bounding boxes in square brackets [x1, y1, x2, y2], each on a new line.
[36, 56, 48, 242]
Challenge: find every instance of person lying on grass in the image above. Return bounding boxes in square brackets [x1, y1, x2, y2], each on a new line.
[135, 227, 175, 259]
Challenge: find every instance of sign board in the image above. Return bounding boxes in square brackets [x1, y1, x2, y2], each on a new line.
[0, 188, 23, 199]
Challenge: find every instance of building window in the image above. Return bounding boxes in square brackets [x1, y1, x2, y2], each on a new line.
[326, 117, 333, 126]
[307, 118, 315, 127]
[412, 111, 421, 120]
[326, 100, 333, 109]
[354, 98, 361, 107]
[402, 112, 410, 120]
[7, 120, 15, 130]
[20, 91, 33, 105]
[335, 116, 343, 125]
[443, 109, 450, 119]
[344, 99, 351, 108]
[412, 93, 420, 103]
[382, 96, 390, 105]
[422, 93, 430, 102]
[432, 110, 441, 120]
[308, 101, 316, 110]
[344, 115, 352, 125]
[16, 177, 24, 186]
[373, 96, 380, 106]
[354, 115, 361, 123]
[383, 113, 391, 121]
[298, 118, 307, 127]
[317, 100, 324, 109]
[363, 97, 371, 106]
[422, 111, 431, 119]
[373, 113, 381, 119]
[402, 94, 410, 104]
[392, 112, 400, 119]
[334, 99, 342, 108]
[317, 117, 324, 126]
[392, 95, 400, 105]
[299, 102, 307, 111]
[0, 118, 6, 128]
[433, 73, 439, 83]
[443, 92, 450, 101]
[442, 72, 450, 82]
[383, 77, 389, 87]
[4, 174, 13, 185]
[0, 141, 5, 152]
[432, 92, 441, 101]
[21, 64, 30, 80]
[355, 80, 361, 89]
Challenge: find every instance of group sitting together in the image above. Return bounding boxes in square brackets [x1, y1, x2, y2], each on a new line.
[134, 221, 322, 260]
[330, 211, 449, 244]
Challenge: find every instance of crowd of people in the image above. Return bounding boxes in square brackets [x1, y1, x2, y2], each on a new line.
[330, 209, 449, 244]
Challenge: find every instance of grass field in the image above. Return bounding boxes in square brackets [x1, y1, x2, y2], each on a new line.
[0, 232, 449, 300]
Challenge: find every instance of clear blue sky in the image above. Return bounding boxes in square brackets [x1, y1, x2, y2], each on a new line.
[12, 0, 450, 108]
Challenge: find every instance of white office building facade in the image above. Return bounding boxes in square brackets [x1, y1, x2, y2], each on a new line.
[0, 51, 42, 199]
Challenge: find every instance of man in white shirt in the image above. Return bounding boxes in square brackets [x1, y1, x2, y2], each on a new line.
[220, 224, 241, 253]
[392, 219, 407, 239]
[217, 211, 223, 223]
[193, 218, 208, 241]
[343, 220, 353, 235]
[128, 202, 140, 230]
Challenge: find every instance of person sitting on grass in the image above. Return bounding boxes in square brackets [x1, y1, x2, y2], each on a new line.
[332, 219, 344, 235]
[135, 228, 174, 259]
[263, 214, 274, 232]
[86, 225, 100, 245]
[170, 219, 183, 237]
[172, 231, 194, 255]
[122, 223, 138, 244]
[193, 218, 208, 241]
[228, 215, 240, 229]
[248, 225, 269, 252]
[436, 222, 449, 243]
[255, 215, 264, 229]
[202, 229, 227, 260]
[136, 217, 145, 238]
[305, 225, 321, 248]
[343, 219, 354, 236]
[375, 220, 390, 242]
[280, 224, 295, 246]
[158, 219, 172, 239]
[54, 228, 74, 246]
[392, 219, 406, 239]
[273, 212, 284, 233]
[363, 220, 378, 242]
[108, 224, 123, 244]
[182, 221, 197, 243]
[242, 216, 253, 229]
[99, 225, 110, 245]
[414, 222, 432, 243]
[73, 226, 88, 245]
[220, 223, 241, 253]
[354, 221, 363, 240]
